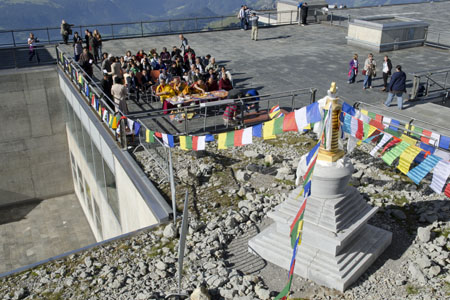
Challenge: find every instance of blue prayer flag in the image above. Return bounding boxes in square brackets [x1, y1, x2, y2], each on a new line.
[205, 134, 215, 142]
[407, 154, 441, 184]
[303, 180, 312, 197]
[306, 102, 322, 124]
[342, 113, 352, 134]
[306, 142, 320, 166]
[389, 119, 400, 132]
[438, 135, 450, 149]
[134, 122, 141, 136]
[253, 124, 262, 138]
[342, 102, 356, 116]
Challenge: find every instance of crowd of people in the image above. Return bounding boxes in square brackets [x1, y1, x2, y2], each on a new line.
[347, 53, 407, 110]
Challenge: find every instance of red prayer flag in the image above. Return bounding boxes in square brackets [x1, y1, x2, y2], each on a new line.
[192, 136, 199, 151]
[381, 137, 400, 154]
[154, 132, 162, 138]
[421, 129, 432, 144]
[234, 129, 244, 147]
[445, 183, 450, 198]
[356, 119, 364, 140]
[91, 94, 95, 107]
[375, 114, 383, 123]
[283, 112, 298, 132]
[369, 119, 384, 130]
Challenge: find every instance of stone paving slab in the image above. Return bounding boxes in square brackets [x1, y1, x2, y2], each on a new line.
[0, 194, 95, 275]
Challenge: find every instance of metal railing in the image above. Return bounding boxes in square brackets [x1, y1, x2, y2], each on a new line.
[56, 46, 128, 146]
[130, 88, 317, 136]
[0, 10, 298, 48]
[0, 44, 57, 69]
[409, 67, 450, 101]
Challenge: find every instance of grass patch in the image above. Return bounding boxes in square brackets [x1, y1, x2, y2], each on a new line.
[393, 195, 409, 206]
[275, 178, 295, 186]
[147, 240, 176, 258]
[406, 284, 419, 295]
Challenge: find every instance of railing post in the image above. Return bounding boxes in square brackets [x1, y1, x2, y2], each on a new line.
[11, 31, 16, 47]
[12, 46, 17, 69]
[169, 20, 172, 33]
[290, 10, 293, 24]
[348, 14, 351, 25]
[141, 21, 144, 37]
[111, 24, 114, 39]
[268, 12, 271, 26]
[47, 28, 51, 44]
[195, 18, 198, 31]
[221, 16, 224, 28]
[330, 12, 333, 25]
[437, 32, 441, 44]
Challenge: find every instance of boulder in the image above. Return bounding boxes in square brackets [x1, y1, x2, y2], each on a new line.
[190, 286, 211, 300]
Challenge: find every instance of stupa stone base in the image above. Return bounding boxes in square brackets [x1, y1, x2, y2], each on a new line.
[248, 158, 392, 291]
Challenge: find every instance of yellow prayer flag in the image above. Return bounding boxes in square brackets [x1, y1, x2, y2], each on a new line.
[361, 109, 369, 116]
[400, 134, 417, 146]
[218, 133, 227, 150]
[263, 120, 276, 140]
[304, 124, 311, 130]
[111, 116, 118, 129]
[397, 145, 422, 175]
[180, 136, 188, 150]
[145, 129, 150, 143]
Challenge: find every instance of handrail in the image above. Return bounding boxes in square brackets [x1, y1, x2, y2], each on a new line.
[0, 10, 298, 48]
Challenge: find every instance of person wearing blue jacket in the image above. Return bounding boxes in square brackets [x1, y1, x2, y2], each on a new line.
[384, 65, 407, 110]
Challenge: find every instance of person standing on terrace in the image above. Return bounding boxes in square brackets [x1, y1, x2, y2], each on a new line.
[363, 53, 376, 90]
[347, 53, 358, 84]
[381, 55, 393, 92]
[300, 2, 309, 26]
[79, 47, 94, 79]
[111, 77, 128, 114]
[28, 33, 40, 63]
[238, 5, 246, 30]
[60, 20, 73, 44]
[384, 65, 407, 110]
[249, 12, 259, 41]
[179, 34, 188, 54]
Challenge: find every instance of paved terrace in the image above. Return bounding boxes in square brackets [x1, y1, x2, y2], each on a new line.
[59, 1, 450, 136]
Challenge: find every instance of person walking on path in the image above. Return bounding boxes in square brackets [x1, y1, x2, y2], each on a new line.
[250, 13, 259, 41]
[347, 54, 358, 84]
[238, 6, 246, 30]
[28, 33, 40, 63]
[300, 2, 309, 26]
[79, 47, 94, 79]
[384, 65, 407, 110]
[381, 55, 393, 91]
[60, 20, 73, 44]
[363, 53, 376, 89]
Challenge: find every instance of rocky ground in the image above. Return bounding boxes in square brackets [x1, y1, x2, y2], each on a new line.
[1, 131, 449, 300]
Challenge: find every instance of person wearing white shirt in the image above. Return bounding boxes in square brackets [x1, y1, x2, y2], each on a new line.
[382, 55, 393, 92]
[28, 33, 40, 63]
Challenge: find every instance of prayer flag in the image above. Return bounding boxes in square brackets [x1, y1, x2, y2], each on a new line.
[368, 111, 376, 120]
[434, 148, 450, 161]
[283, 112, 298, 132]
[342, 113, 352, 134]
[205, 134, 215, 142]
[273, 116, 285, 135]
[252, 124, 262, 138]
[407, 154, 441, 184]
[154, 132, 162, 138]
[180, 136, 190, 150]
[361, 109, 369, 116]
[400, 134, 417, 146]
[269, 105, 283, 119]
[389, 119, 400, 132]
[294, 103, 321, 132]
[111, 116, 118, 129]
[397, 145, 422, 175]
[430, 161, 450, 194]
[306, 142, 321, 166]
[225, 131, 235, 148]
[439, 135, 450, 149]
[134, 122, 141, 136]
[419, 142, 435, 155]
[382, 116, 392, 127]
[369, 119, 384, 131]
[91, 94, 95, 107]
[342, 102, 356, 116]
[102, 110, 108, 123]
[162, 133, 174, 148]
[145, 129, 154, 143]
[127, 118, 134, 134]
[370, 133, 392, 157]
[421, 129, 432, 144]
[356, 119, 364, 140]
[218, 132, 227, 150]
[445, 183, 450, 198]
[381, 141, 410, 166]
[234, 127, 253, 146]
[359, 113, 370, 124]
[381, 138, 401, 154]
[430, 132, 440, 147]
[375, 114, 383, 123]
[180, 136, 206, 151]
[108, 115, 114, 128]
[263, 120, 276, 140]
[412, 126, 423, 139]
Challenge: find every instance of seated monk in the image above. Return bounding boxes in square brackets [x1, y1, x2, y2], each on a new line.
[172, 77, 189, 95]
[191, 79, 207, 94]
[219, 72, 233, 91]
[206, 76, 218, 92]
[156, 79, 175, 103]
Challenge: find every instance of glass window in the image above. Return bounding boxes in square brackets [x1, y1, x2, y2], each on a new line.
[85, 181, 93, 219]
[92, 142, 106, 198]
[93, 197, 103, 239]
[81, 124, 95, 174]
[73, 111, 84, 147]
[77, 165, 84, 197]
[69, 152, 77, 184]
[103, 159, 120, 225]
[66, 100, 74, 132]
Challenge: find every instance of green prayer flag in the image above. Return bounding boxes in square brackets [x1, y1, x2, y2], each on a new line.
[273, 116, 285, 135]
[225, 131, 235, 148]
[381, 141, 410, 166]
